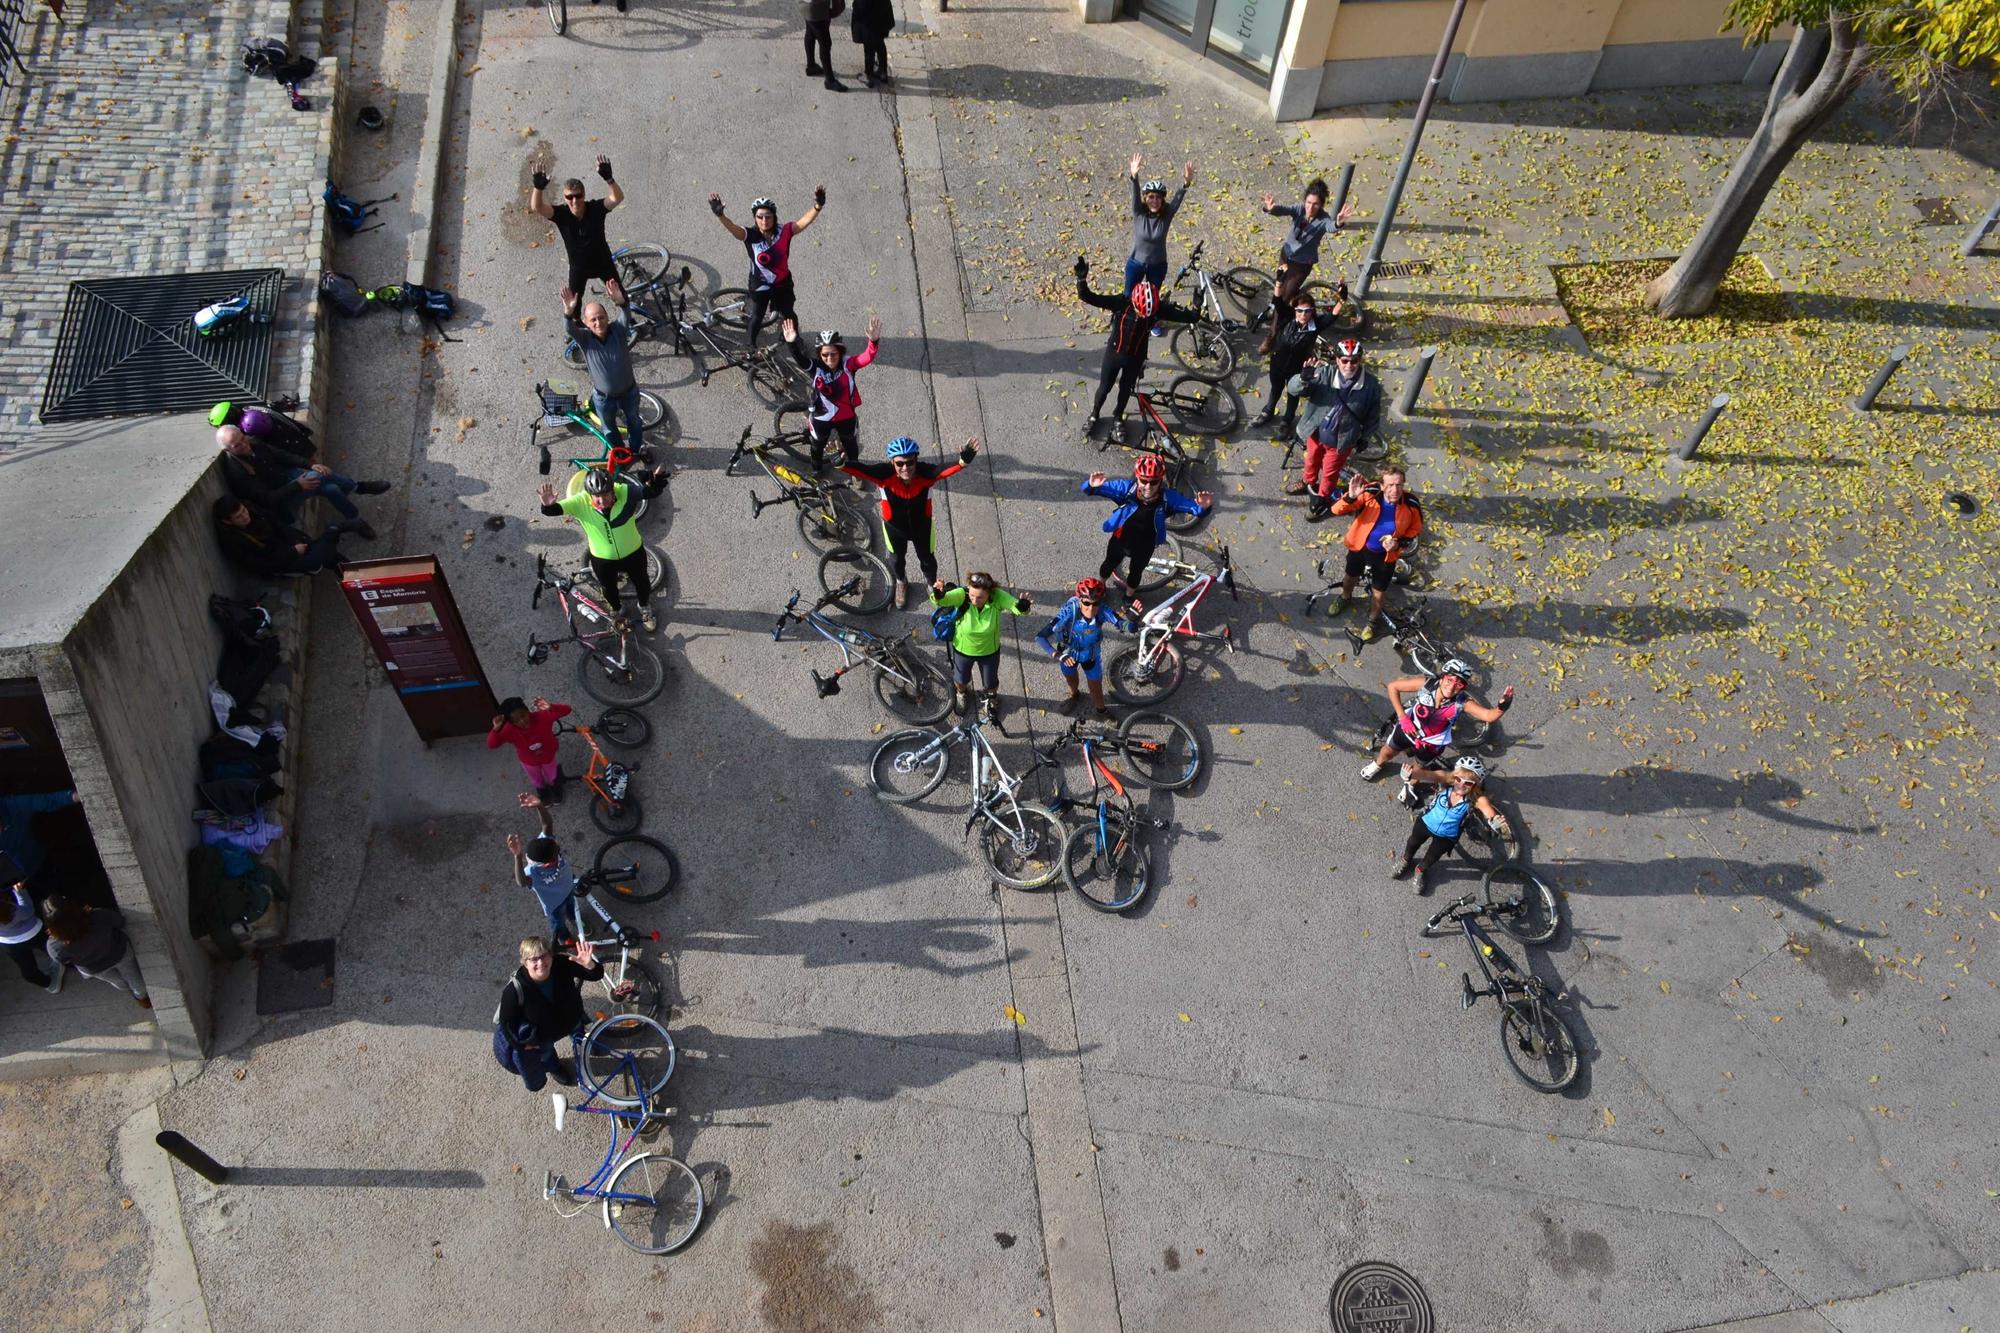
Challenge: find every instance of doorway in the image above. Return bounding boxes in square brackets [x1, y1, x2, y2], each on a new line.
[1132, 0, 1293, 79]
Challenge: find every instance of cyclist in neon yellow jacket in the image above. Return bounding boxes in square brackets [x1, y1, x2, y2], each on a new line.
[929, 571, 1032, 722]
[538, 466, 670, 632]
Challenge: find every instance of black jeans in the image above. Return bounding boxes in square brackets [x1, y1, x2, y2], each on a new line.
[5, 926, 53, 985]
[1099, 530, 1157, 591]
[804, 20, 833, 72]
[747, 281, 809, 366]
[808, 416, 858, 465]
[587, 548, 653, 612]
[1092, 347, 1145, 418]
[1268, 355, 1309, 428]
[884, 518, 938, 584]
[1402, 817, 1459, 870]
[860, 37, 888, 79]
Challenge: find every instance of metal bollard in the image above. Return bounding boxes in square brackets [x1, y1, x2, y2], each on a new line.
[156, 1131, 231, 1184]
[1850, 344, 1909, 413]
[1674, 394, 1730, 461]
[1330, 163, 1356, 223]
[1395, 345, 1438, 417]
[1962, 198, 2000, 258]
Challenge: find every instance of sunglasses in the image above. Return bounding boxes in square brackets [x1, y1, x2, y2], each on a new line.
[892, 458, 916, 465]
[1336, 356, 1358, 364]
[1078, 598, 1098, 607]
[563, 193, 584, 201]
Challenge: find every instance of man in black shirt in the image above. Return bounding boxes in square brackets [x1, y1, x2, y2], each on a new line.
[529, 153, 627, 320]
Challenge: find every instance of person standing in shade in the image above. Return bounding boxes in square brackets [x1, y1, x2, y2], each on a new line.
[2, 880, 62, 994]
[529, 155, 627, 321]
[930, 572, 1031, 722]
[41, 897, 150, 1008]
[851, 0, 895, 86]
[708, 188, 826, 367]
[1286, 338, 1382, 518]
[1255, 179, 1356, 355]
[839, 435, 978, 608]
[560, 294, 647, 457]
[1073, 255, 1199, 438]
[805, 317, 881, 470]
[489, 696, 574, 803]
[1252, 295, 1321, 435]
[538, 466, 671, 633]
[803, 0, 847, 91]
[1123, 153, 1193, 296]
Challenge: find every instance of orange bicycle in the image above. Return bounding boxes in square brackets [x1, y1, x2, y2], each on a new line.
[556, 713, 649, 835]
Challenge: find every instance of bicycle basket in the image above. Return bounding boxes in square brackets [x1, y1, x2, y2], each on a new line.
[538, 384, 580, 425]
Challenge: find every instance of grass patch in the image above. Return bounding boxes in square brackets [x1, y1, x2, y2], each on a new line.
[1552, 255, 1795, 350]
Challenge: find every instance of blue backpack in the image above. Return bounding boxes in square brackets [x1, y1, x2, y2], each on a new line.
[323, 179, 395, 235]
[930, 600, 960, 644]
[370, 283, 459, 342]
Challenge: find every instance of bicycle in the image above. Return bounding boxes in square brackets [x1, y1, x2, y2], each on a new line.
[1107, 544, 1237, 705]
[561, 262, 678, 369]
[560, 893, 663, 1023]
[773, 583, 954, 725]
[546, 0, 566, 35]
[553, 717, 644, 835]
[866, 716, 1066, 890]
[724, 423, 877, 555]
[543, 1013, 705, 1254]
[1393, 762, 1522, 870]
[529, 382, 668, 517]
[1161, 240, 1247, 378]
[1037, 710, 1204, 794]
[1109, 393, 1212, 534]
[1226, 262, 1365, 339]
[658, 267, 809, 405]
[1419, 894, 1578, 1092]
[1343, 598, 1481, 689]
[528, 553, 668, 707]
[585, 831, 680, 906]
[1037, 721, 1189, 913]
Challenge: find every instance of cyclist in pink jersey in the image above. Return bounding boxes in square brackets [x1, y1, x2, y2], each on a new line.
[708, 186, 826, 368]
[806, 315, 881, 468]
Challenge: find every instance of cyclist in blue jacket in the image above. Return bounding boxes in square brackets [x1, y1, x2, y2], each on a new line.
[1081, 453, 1213, 599]
[1036, 577, 1139, 717]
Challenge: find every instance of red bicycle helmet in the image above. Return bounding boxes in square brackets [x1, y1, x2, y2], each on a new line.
[1333, 338, 1362, 361]
[1129, 280, 1157, 318]
[1075, 578, 1106, 601]
[1132, 453, 1167, 483]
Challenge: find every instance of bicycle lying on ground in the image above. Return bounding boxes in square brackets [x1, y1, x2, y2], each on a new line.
[773, 582, 954, 725]
[543, 1013, 704, 1254]
[528, 554, 668, 706]
[1420, 891, 1577, 1092]
[561, 895, 663, 1023]
[1034, 717, 1199, 912]
[658, 267, 810, 404]
[529, 382, 668, 504]
[1343, 597, 1479, 687]
[1108, 544, 1237, 705]
[551, 717, 644, 835]
[725, 423, 876, 554]
[867, 716, 1065, 889]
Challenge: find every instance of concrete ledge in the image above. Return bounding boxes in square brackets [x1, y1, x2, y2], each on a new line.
[1449, 48, 1600, 102]
[405, 0, 463, 287]
[1592, 36, 1761, 91]
[1316, 52, 1463, 109]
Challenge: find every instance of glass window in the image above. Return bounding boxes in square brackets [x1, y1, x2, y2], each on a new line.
[1205, 0, 1287, 74]
[1140, 0, 1199, 36]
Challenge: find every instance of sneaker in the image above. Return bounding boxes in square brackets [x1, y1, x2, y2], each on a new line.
[1250, 409, 1276, 427]
[806, 61, 823, 76]
[1306, 501, 1330, 524]
[953, 686, 969, 715]
[1256, 339, 1274, 357]
[1093, 705, 1116, 722]
[350, 519, 379, 541]
[1083, 414, 1101, 438]
[43, 965, 64, 994]
[1390, 856, 1414, 881]
[1282, 475, 1309, 496]
[894, 581, 911, 610]
[1326, 593, 1351, 617]
[354, 480, 393, 495]
[1416, 865, 1435, 896]
[980, 696, 1000, 724]
[1359, 761, 1385, 781]
[640, 606, 659, 634]
[824, 75, 847, 92]
[1057, 693, 1081, 715]
[1359, 621, 1380, 643]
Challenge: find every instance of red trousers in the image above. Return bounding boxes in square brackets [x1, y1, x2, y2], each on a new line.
[1303, 438, 1352, 498]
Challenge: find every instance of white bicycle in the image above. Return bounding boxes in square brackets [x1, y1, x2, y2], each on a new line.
[1108, 544, 1237, 705]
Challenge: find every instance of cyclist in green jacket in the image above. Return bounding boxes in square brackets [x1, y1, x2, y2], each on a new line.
[930, 571, 1032, 722]
[538, 466, 669, 632]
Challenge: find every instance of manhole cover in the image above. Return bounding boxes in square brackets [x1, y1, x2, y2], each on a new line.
[1944, 490, 1980, 518]
[1915, 196, 1962, 226]
[256, 938, 337, 1014]
[1330, 1261, 1434, 1333]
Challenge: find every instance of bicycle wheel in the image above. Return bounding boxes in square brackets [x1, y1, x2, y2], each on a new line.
[1170, 325, 1237, 379]
[1114, 710, 1201, 790]
[594, 834, 679, 905]
[635, 390, 666, 430]
[591, 790, 643, 836]
[819, 546, 894, 614]
[574, 546, 665, 601]
[1351, 430, 1388, 463]
[709, 287, 753, 333]
[868, 728, 951, 802]
[1164, 375, 1241, 436]
[581, 953, 661, 1024]
[1483, 864, 1560, 946]
[1219, 265, 1275, 323]
[1163, 458, 1210, 533]
[595, 707, 652, 749]
[580, 1013, 676, 1107]
[872, 645, 955, 726]
[1133, 531, 1185, 595]
[798, 488, 872, 552]
[1456, 810, 1507, 870]
[545, 0, 566, 35]
[981, 805, 1066, 890]
[562, 338, 586, 370]
[576, 642, 666, 707]
[1061, 809, 1151, 911]
[603, 1153, 704, 1255]
[614, 244, 671, 294]
[1108, 641, 1183, 705]
[1499, 999, 1579, 1093]
[1453, 714, 1492, 750]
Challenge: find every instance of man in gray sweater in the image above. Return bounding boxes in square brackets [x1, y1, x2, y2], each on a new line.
[561, 290, 646, 456]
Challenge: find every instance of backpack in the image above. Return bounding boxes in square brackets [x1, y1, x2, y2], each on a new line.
[371, 283, 460, 342]
[323, 180, 395, 236]
[318, 271, 372, 317]
[192, 295, 252, 339]
[930, 599, 960, 644]
[241, 37, 290, 79]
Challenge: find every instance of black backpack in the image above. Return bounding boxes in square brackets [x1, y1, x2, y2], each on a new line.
[318, 272, 373, 317]
[372, 283, 460, 341]
[323, 180, 395, 236]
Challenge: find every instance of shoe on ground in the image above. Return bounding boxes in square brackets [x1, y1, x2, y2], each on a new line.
[1326, 593, 1351, 617]
[1083, 414, 1100, 437]
[894, 581, 911, 610]
[953, 687, 969, 715]
[640, 607, 659, 634]
[1416, 865, 1434, 896]
[1390, 856, 1414, 881]
[980, 696, 1000, 724]
[806, 62, 823, 75]
[1250, 409, 1276, 427]
[1359, 760, 1384, 781]
[824, 75, 847, 91]
[1359, 621, 1380, 643]
[44, 965, 64, 994]
[1305, 502, 1330, 524]
[354, 479, 392, 495]
[1057, 693, 1081, 715]
[1282, 475, 1308, 496]
[1256, 339, 1274, 357]
[350, 519, 378, 541]
[878, 68, 894, 82]
[1093, 705, 1115, 722]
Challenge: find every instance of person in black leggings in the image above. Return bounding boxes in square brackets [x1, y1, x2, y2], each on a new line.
[1080, 455, 1212, 598]
[1072, 255, 1198, 437]
[1254, 294, 1320, 434]
[708, 188, 825, 367]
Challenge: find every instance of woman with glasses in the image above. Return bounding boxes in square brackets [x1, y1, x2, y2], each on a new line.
[929, 572, 1032, 721]
[708, 186, 827, 367]
[840, 435, 981, 608]
[1392, 757, 1510, 896]
[1255, 178, 1356, 355]
[528, 154, 626, 321]
[492, 934, 606, 1093]
[1081, 453, 1213, 600]
[1036, 577, 1139, 718]
[1253, 295, 1321, 436]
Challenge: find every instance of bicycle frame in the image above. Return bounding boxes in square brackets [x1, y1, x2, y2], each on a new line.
[547, 1043, 657, 1206]
[773, 586, 923, 698]
[528, 555, 647, 676]
[1166, 243, 1239, 332]
[1131, 562, 1235, 668]
[557, 722, 633, 810]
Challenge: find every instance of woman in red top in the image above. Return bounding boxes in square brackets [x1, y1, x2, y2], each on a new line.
[488, 696, 573, 801]
[806, 315, 881, 469]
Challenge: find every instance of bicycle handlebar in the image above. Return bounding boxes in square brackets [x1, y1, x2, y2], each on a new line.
[724, 423, 755, 477]
[532, 553, 547, 609]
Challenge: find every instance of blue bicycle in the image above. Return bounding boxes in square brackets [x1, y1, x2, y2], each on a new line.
[773, 582, 954, 724]
[544, 1013, 705, 1254]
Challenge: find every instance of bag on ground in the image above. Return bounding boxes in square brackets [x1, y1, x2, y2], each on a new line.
[318, 271, 373, 317]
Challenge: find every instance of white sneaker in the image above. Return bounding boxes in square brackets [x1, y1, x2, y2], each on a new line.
[1359, 761, 1384, 781]
[44, 964, 64, 994]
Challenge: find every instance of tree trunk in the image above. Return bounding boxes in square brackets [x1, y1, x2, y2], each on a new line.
[1644, 23, 1870, 318]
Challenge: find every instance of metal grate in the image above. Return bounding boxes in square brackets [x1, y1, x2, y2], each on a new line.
[0, 0, 29, 96]
[40, 268, 284, 423]
[1371, 260, 1433, 280]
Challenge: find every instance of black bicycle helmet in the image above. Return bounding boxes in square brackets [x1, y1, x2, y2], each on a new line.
[815, 330, 843, 349]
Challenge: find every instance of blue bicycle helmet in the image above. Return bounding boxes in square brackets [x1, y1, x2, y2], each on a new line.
[885, 436, 920, 459]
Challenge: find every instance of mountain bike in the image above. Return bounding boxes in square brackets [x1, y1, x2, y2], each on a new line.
[1107, 544, 1237, 705]
[1394, 763, 1521, 870]
[1109, 393, 1210, 533]
[773, 583, 954, 725]
[1227, 262, 1364, 337]
[529, 381, 668, 518]
[552, 718, 642, 835]
[867, 717, 1066, 889]
[1344, 598, 1482, 691]
[1041, 724, 1174, 913]
[528, 554, 668, 706]
[561, 263, 678, 369]
[659, 268, 808, 405]
[586, 832, 679, 906]
[1420, 895, 1578, 1092]
[544, 1014, 705, 1254]
[1161, 241, 1246, 378]
[562, 895, 662, 1023]
[1037, 711, 1204, 793]
[546, 0, 567, 35]
[725, 423, 876, 554]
